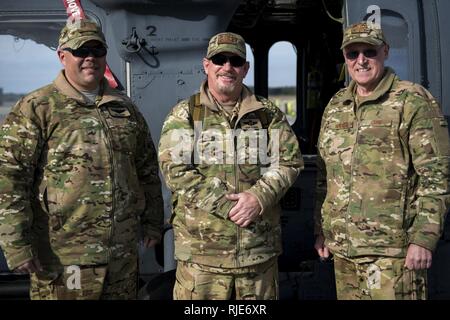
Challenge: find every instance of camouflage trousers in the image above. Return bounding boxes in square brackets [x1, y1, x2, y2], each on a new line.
[30, 256, 138, 300]
[173, 258, 279, 300]
[333, 253, 427, 300]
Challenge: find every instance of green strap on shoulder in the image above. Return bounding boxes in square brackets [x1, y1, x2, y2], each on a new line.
[189, 92, 203, 124]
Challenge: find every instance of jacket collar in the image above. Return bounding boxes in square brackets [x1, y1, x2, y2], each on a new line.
[199, 80, 265, 117]
[53, 70, 128, 107]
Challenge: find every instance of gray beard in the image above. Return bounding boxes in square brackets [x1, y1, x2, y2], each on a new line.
[217, 83, 236, 95]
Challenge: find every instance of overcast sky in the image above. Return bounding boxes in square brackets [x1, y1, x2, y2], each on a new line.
[0, 35, 62, 94]
[0, 35, 297, 94]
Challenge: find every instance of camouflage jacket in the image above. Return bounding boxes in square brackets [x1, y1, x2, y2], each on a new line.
[0, 71, 163, 270]
[315, 67, 450, 258]
[159, 81, 303, 268]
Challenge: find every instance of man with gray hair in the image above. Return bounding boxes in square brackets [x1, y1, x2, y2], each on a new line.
[159, 32, 303, 299]
[314, 21, 450, 299]
[0, 19, 163, 299]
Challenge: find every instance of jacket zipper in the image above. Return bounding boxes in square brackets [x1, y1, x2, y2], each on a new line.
[346, 102, 361, 257]
[95, 105, 116, 262]
[233, 132, 240, 268]
[231, 107, 264, 268]
[228, 112, 241, 268]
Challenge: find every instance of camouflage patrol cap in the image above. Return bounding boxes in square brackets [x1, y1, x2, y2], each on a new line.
[341, 22, 386, 49]
[58, 19, 107, 50]
[206, 32, 246, 59]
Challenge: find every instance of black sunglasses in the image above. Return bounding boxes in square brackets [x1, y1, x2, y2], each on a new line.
[210, 54, 246, 67]
[344, 48, 379, 60]
[63, 46, 107, 58]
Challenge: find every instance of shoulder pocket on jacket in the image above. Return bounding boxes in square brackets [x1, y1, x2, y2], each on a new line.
[433, 118, 450, 156]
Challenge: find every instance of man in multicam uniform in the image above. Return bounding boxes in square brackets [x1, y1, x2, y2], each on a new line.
[314, 21, 450, 300]
[0, 19, 164, 299]
[159, 32, 303, 300]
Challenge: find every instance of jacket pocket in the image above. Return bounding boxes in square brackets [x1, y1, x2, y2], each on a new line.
[102, 104, 138, 154]
[45, 185, 65, 231]
[320, 121, 354, 163]
[358, 119, 394, 152]
[174, 263, 195, 299]
[108, 120, 138, 154]
[38, 179, 62, 228]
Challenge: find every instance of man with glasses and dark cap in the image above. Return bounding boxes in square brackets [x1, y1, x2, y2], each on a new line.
[0, 19, 163, 299]
[158, 32, 303, 299]
[314, 21, 450, 299]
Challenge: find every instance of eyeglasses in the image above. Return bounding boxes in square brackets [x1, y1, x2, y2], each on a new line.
[210, 54, 246, 67]
[62, 46, 107, 58]
[344, 48, 379, 60]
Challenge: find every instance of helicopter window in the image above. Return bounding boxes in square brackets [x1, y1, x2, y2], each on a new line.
[382, 15, 409, 80]
[268, 41, 297, 125]
[243, 43, 255, 88]
[0, 35, 61, 123]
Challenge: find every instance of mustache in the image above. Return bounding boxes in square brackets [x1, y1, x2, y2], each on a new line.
[81, 65, 98, 69]
[217, 72, 236, 78]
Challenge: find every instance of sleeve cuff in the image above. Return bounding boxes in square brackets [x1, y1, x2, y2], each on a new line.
[214, 196, 235, 219]
[408, 234, 439, 252]
[5, 246, 34, 271]
[245, 190, 267, 216]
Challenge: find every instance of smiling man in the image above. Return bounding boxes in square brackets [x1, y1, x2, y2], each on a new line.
[159, 32, 303, 300]
[314, 22, 450, 300]
[0, 19, 163, 299]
